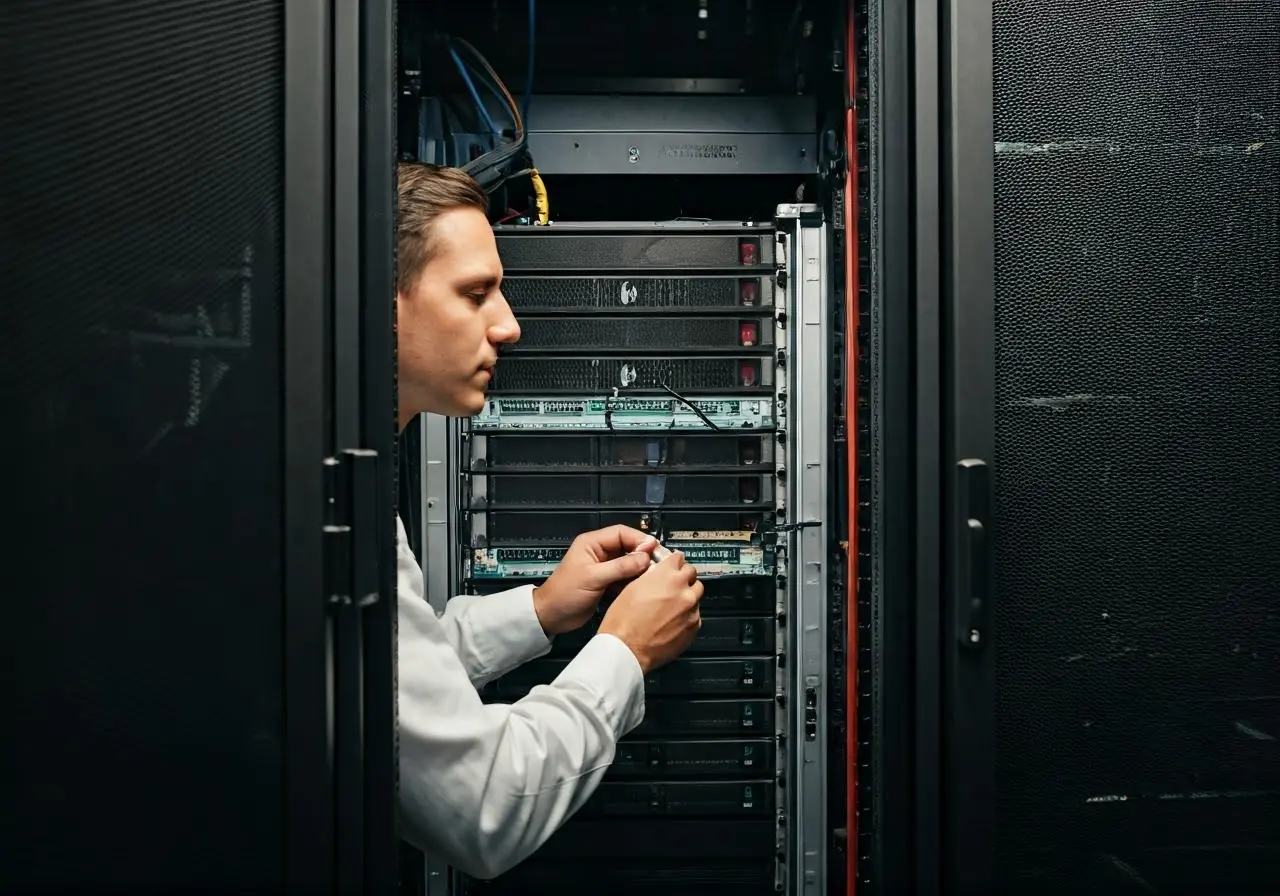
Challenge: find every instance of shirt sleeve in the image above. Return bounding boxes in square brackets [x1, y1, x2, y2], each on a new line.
[396, 517, 552, 689]
[396, 518, 647, 880]
[435, 587, 553, 689]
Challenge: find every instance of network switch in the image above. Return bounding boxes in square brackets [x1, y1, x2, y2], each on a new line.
[531, 819, 777, 860]
[470, 576, 775, 616]
[467, 537, 774, 579]
[610, 739, 776, 778]
[543, 616, 774, 658]
[474, 474, 773, 509]
[627, 698, 774, 738]
[504, 274, 775, 312]
[490, 356, 770, 395]
[469, 859, 776, 896]
[471, 396, 775, 431]
[473, 431, 775, 470]
[578, 780, 774, 818]
[493, 657, 776, 698]
[469, 510, 771, 546]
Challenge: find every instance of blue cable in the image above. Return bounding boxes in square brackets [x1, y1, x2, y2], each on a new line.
[449, 43, 499, 134]
[522, 0, 535, 123]
[466, 58, 512, 124]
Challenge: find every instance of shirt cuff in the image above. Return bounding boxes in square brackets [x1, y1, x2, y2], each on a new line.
[554, 633, 646, 738]
[466, 583, 553, 678]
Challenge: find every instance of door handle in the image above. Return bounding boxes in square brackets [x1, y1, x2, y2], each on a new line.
[956, 458, 991, 649]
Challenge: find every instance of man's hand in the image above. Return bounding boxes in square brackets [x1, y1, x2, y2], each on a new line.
[532, 526, 659, 636]
[599, 549, 703, 674]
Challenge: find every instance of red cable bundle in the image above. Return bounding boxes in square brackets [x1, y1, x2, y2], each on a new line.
[844, 9, 860, 894]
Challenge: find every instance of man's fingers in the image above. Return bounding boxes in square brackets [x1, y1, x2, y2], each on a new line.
[657, 548, 685, 569]
[580, 524, 657, 558]
[592, 551, 653, 585]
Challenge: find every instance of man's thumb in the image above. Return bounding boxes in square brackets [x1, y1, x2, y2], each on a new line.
[594, 550, 652, 585]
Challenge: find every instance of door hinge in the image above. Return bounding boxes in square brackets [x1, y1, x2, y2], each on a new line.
[323, 448, 381, 609]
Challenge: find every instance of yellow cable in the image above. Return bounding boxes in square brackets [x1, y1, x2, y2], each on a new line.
[528, 168, 549, 224]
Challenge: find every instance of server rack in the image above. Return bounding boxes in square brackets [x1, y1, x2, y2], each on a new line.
[418, 215, 832, 895]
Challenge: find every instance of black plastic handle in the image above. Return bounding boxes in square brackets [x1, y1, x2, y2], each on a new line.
[956, 458, 992, 649]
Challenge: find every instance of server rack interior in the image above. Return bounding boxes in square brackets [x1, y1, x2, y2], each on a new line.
[398, 2, 857, 894]
[472, 222, 784, 896]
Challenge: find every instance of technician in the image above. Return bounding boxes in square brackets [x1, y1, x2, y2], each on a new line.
[393, 162, 705, 879]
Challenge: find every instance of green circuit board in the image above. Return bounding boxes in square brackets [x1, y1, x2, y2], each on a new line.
[468, 535, 775, 579]
[471, 396, 774, 431]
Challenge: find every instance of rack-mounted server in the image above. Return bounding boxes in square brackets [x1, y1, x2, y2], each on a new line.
[432, 211, 830, 895]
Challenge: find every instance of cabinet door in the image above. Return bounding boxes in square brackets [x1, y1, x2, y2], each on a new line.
[988, 1, 1280, 891]
[330, 0, 401, 892]
[924, 1, 1000, 892]
[0, 1, 333, 890]
[326, 0, 400, 891]
[915, 1, 1280, 894]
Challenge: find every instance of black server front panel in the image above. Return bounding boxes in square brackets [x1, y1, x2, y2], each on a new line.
[463, 223, 783, 895]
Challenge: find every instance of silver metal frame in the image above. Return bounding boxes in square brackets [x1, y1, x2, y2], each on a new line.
[418, 413, 460, 615]
[417, 412, 461, 895]
[776, 203, 830, 895]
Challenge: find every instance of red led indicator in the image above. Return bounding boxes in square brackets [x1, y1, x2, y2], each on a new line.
[740, 322, 758, 346]
[739, 280, 758, 306]
[740, 363, 757, 387]
[739, 241, 759, 266]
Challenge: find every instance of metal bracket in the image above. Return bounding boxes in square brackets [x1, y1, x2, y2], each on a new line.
[775, 202, 830, 895]
[323, 448, 380, 609]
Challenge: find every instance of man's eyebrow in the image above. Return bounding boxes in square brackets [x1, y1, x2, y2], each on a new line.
[455, 273, 501, 291]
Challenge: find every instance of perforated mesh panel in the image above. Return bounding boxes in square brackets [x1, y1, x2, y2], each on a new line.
[493, 357, 762, 393]
[470, 859, 775, 895]
[505, 277, 765, 309]
[487, 435, 596, 467]
[488, 474, 754, 506]
[496, 233, 766, 269]
[598, 474, 750, 506]
[483, 435, 767, 469]
[605, 436, 761, 467]
[483, 511, 765, 545]
[519, 318, 769, 350]
[490, 475, 598, 505]
[992, 1, 1280, 891]
[2, 2, 286, 888]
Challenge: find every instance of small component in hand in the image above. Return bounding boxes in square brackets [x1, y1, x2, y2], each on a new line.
[649, 543, 672, 564]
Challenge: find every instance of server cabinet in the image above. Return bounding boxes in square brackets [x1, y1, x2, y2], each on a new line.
[0, 2, 399, 891]
[896, 0, 1280, 893]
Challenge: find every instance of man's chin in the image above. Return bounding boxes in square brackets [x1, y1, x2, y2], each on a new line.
[449, 389, 487, 418]
[414, 382, 487, 419]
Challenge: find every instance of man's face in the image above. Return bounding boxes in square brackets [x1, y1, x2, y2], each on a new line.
[397, 207, 520, 422]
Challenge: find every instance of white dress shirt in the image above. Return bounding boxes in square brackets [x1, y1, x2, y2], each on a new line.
[395, 517, 647, 879]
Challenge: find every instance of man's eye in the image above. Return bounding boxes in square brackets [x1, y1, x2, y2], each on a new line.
[466, 292, 486, 303]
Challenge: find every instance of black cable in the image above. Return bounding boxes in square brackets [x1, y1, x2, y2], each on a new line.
[600, 383, 722, 433]
[776, 520, 821, 533]
[604, 390, 616, 431]
[659, 382, 722, 431]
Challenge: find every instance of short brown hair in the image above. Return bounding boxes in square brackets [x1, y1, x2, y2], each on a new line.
[396, 162, 489, 293]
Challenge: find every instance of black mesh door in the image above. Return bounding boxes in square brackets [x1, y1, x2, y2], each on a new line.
[2, 2, 294, 888]
[991, 1, 1280, 892]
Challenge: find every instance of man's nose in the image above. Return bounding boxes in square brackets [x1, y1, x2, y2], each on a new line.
[489, 293, 521, 345]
